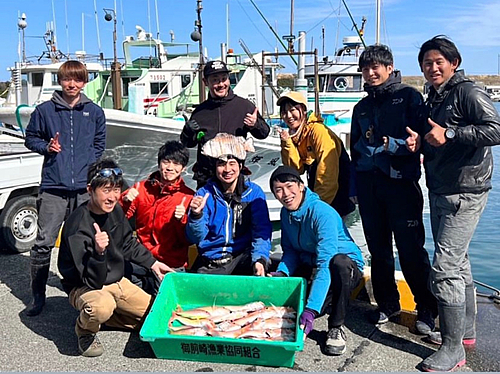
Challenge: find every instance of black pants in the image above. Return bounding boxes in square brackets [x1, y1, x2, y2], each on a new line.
[356, 171, 437, 315]
[190, 251, 255, 275]
[293, 254, 362, 329]
[124, 262, 161, 296]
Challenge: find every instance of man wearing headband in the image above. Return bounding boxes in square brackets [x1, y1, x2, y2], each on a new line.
[186, 133, 272, 275]
[58, 158, 171, 357]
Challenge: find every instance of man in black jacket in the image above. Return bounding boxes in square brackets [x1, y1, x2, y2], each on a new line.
[407, 35, 500, 372]
[58, 159, 171, 357]
[350, 44, 437, 333]
[180, 60, 270, 187]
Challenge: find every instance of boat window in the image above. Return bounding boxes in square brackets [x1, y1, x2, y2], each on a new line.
[31, 72, 44, 87]
[326, 75, 363, 92]
[21, 73, 28, 86]
[181, 74, 191, 88]
[151, 81, 168, 95]
[122, 77, 140, 97]
[88, 71, 99, 82]
[51, 73, 59, 86]
[307, 76, 326, 92]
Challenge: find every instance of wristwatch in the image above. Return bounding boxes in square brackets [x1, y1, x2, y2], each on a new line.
[445, 127, 456, 140]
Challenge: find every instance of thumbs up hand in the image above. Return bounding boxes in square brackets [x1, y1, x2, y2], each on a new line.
[244, 107, 259, 127]
[174, 196, 187, 220]
[124, 182, 140, 203]
[93, 222, 109, 254]
[190, 193, 209, 216]
[424, 118, 446, 147]
[405, 126, 421, 153]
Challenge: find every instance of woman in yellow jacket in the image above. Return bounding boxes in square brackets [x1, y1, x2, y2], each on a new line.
[278, 91, 354, 217]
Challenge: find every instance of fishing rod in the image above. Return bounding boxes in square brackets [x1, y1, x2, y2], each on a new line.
[340, 0, 366, 48]
[247, 0, 297, 65]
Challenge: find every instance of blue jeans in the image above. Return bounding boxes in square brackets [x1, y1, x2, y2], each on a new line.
[429, 191, 489, 304]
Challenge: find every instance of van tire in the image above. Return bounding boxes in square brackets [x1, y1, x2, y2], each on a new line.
[0, 195, 38, 253]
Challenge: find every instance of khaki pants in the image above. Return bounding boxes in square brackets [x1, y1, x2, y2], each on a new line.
[69, 277, 152, 336]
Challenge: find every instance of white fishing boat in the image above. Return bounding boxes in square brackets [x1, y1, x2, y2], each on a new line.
[304, 35, 366, 145]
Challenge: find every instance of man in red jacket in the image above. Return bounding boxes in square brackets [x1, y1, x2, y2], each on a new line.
[120, 141, 194, 293]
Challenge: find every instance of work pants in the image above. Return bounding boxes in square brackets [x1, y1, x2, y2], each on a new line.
[293, 254, 362, 329]
[69, 277, 152, 336]
[356, 172, 436, 314]
[429, 191, 488, 304]
[33, 189, 88, 254]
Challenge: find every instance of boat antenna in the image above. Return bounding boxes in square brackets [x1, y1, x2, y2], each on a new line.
[51, 0, 58, 54]
[154, 0, 160, 39]
[247, 0, 297, 65]
[93, 0, 103, 60]
[64, 0, 70, 58]
[190, 0, 205, 102]
[17, 12, 28, 63]
[340, 0, 366, 48]
[321, 25, 325, 57]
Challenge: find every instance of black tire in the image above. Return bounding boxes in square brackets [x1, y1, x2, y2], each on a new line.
[0, 195, 38, 253]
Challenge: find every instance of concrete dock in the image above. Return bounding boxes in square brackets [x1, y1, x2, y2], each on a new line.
[1, 249, 499, 372]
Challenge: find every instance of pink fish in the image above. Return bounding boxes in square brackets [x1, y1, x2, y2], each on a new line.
[223, 301, 265, 313]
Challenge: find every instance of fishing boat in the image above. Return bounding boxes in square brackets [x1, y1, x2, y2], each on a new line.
[304, 34, 366, 145]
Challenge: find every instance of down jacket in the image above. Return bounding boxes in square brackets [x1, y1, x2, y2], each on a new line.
[25, 91, 106, 191]
[120, 172, 194, 268]
[422, 70, 500, 194]
[186, 178, 272, 263]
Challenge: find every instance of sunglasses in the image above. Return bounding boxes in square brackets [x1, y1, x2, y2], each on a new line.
[89, 168, 123, 184]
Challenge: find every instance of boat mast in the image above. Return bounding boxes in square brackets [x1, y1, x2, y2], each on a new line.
[375, 0, 380, 44]
[190, 0, 205, 102]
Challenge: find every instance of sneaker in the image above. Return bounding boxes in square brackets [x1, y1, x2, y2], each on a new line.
[415, 309, 436, 335]
[368, 305, 401, 324]
[78, 333, 104, 357]
[325, 326, 347, 356]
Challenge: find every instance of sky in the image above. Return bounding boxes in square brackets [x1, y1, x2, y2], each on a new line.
[1, 0, 500, 82]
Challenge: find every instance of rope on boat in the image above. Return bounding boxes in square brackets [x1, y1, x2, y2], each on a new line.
[474, 279, 500, 304]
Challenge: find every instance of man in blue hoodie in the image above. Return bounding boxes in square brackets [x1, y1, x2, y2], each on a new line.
[269, 165, 364, 356]
[24, 60, 106, 316]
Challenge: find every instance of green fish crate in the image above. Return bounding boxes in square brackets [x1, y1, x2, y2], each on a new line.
[140, 272, 306, 368]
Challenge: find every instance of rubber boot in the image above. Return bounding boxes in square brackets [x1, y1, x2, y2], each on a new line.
[427, 285, 476, 345]
[421, 303, 466, 372]
[26, 250, 51, 317]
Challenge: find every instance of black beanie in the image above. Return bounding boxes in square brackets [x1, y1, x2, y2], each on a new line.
[269, 165, 302, 192]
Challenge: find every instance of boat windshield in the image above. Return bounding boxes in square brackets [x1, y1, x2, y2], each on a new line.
[307, 74, 363, 93]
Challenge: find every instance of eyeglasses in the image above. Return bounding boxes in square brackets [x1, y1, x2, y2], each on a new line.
[89, 168, 123, 183]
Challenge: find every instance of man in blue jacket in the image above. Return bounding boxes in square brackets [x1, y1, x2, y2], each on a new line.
[186, 133, 271, 275]
[24, 60, 106, 316]
[269, 165, 364, 356]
